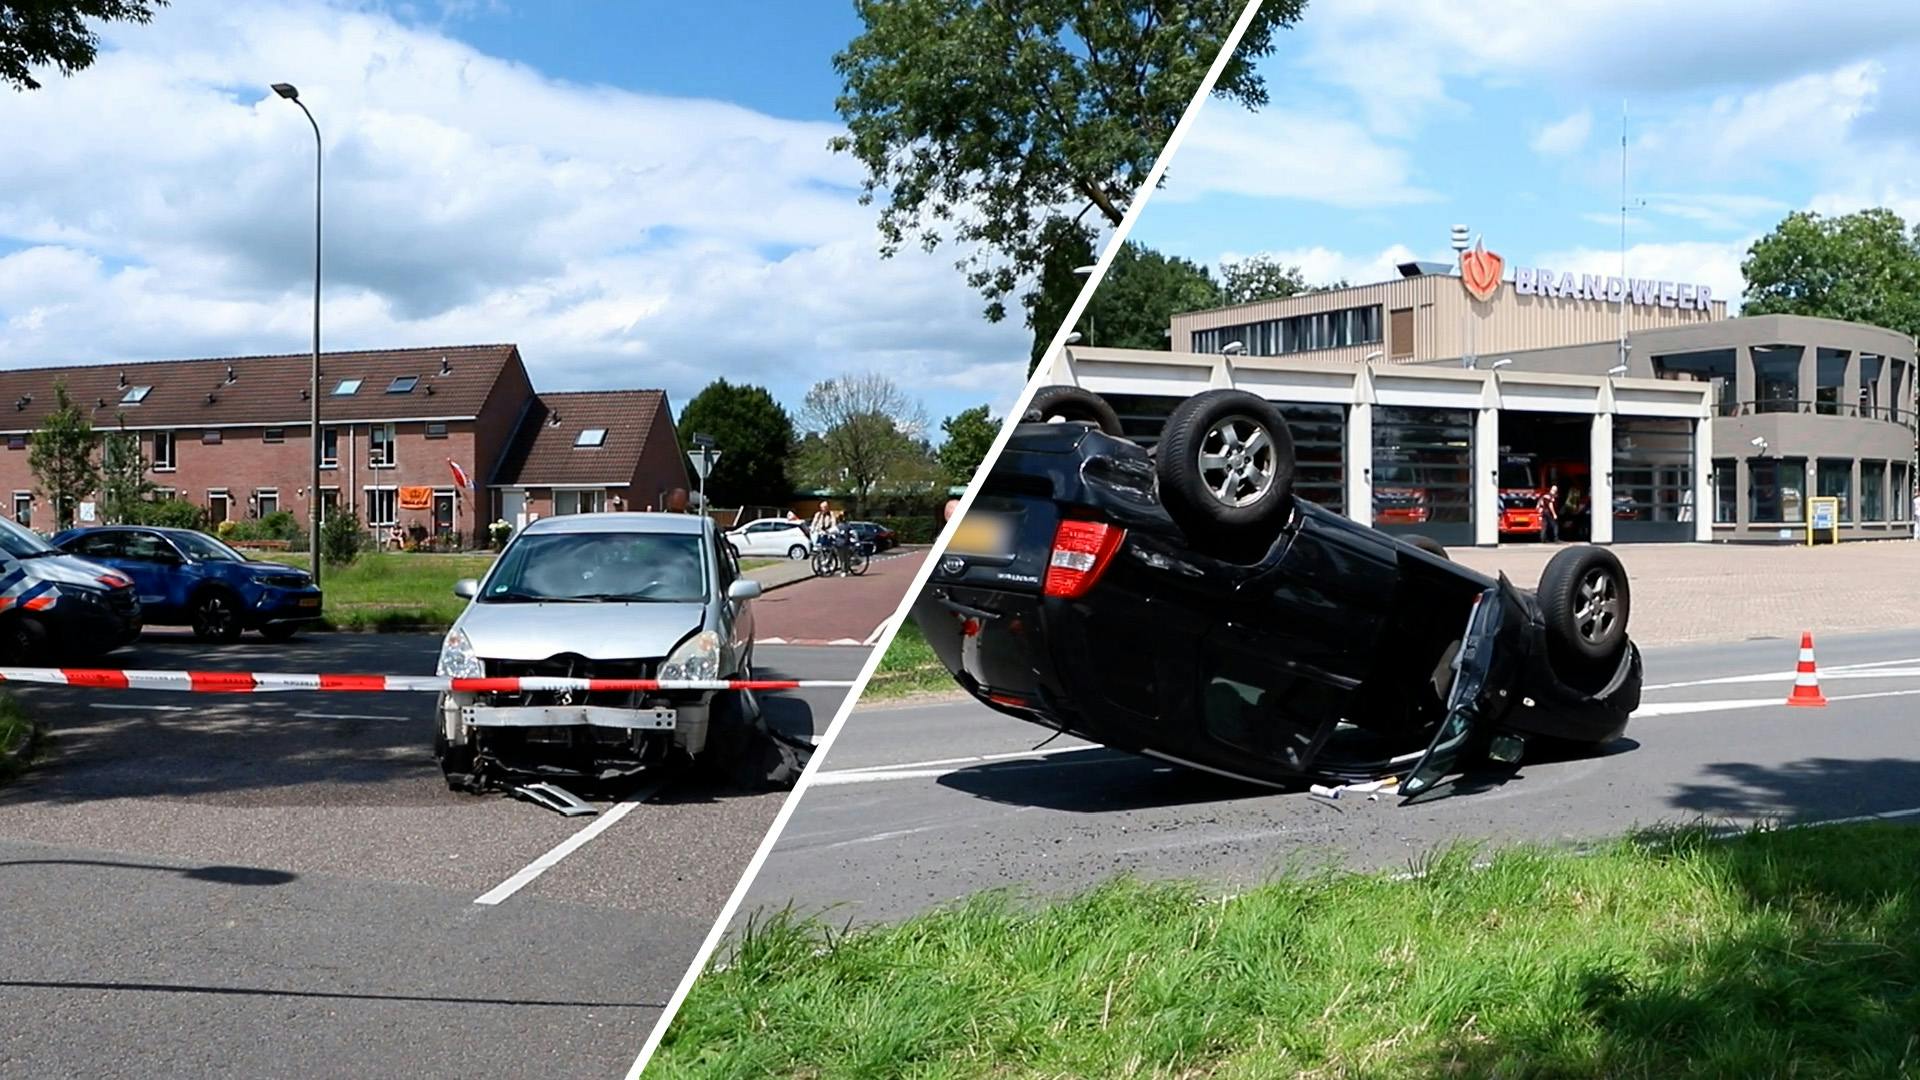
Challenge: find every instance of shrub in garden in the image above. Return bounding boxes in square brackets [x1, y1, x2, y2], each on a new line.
[320, 510, 365, 566]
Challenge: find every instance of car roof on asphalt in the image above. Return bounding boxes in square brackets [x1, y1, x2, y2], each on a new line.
[521, 512, 708, 536]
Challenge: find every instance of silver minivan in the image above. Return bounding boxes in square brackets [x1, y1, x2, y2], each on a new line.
[433, 512, 764, 791]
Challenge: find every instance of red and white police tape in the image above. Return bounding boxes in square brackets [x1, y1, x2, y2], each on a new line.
[0, 668, 852, 694]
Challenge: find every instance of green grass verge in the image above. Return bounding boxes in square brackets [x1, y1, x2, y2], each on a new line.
[0, 694, 40, 785]
[653, 825, 1920, 1078]
[263, 551, 497, 632]
[858, 618, 958, 701]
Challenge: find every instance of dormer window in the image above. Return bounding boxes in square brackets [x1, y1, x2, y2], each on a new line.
[121, 385, 152, 404]
[333, 378, 362, 396]
[387, 375, 418, 394]
[574, 428, 607, 448]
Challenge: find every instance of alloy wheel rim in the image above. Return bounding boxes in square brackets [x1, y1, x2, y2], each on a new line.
[1196, 416, 1275, 508]
[1573, 568, 1618, 644]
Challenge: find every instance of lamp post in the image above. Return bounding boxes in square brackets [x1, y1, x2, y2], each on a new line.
[272, 82, 323, 587]
[1073, 264, 1097, 345]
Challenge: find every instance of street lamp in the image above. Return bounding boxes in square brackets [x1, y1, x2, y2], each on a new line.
[1072, 264, 1098, 345]
[1490, 357, 1513, 370]
[273, 82, 323, 587]
[1222, 340, 1245, 356]
[1607, 363, 1629, 376]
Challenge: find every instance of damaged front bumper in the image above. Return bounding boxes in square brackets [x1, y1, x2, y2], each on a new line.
[439, 689, 725, 788]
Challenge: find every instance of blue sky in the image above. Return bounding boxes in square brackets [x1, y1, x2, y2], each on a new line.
[1133, 0, 1920, 307]
[0, 0, 1026, 437]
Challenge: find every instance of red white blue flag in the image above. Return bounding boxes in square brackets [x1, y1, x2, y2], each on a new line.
[447, 459, 472, 491]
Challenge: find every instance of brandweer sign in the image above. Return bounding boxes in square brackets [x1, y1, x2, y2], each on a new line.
[1512, 266, 1715, 311]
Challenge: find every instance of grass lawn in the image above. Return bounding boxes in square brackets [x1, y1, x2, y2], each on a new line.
[859, 617, 958, 701]
[653, 824, 1920, 1078]
[262, 551, 496, 632]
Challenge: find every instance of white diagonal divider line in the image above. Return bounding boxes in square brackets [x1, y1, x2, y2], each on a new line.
[473, 778, 664, 906]
[621, 1, 1276, 1073]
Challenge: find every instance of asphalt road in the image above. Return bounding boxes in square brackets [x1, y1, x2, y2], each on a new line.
[744, 629, 1920, 925]
[0, 630, 866, 1079]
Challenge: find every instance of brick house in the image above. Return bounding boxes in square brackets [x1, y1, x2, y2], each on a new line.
[0, 345, 689, 542]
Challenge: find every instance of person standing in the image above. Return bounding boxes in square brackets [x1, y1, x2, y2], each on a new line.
[1539, 483, 1561, 543]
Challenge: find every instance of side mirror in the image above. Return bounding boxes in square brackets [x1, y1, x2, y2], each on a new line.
[453, 578, 480, 599]
[726, 580, 763, 601]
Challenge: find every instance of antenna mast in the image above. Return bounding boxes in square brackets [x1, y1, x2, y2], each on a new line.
[1619, 101, 1629, 374]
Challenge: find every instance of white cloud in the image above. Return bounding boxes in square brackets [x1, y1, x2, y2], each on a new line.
[0, 0, 1020, 420]
[1162, 106, 1437, 209]
[1531, 110, 1592, 157]
[1216, 244, 1431, 288]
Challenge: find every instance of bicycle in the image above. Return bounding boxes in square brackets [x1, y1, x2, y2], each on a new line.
[810, 530, 869, 577]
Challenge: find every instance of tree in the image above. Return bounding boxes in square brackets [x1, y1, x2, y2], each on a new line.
[795, 373, 931, 515]
[2, 1, 166, 91]
[1220, 254, 1309, 305]
[98, 419, 154, 524]
[1025, 216, 1099, 368]
[938, 405, 999, 486]
[833, 0, 1304, 322]
[27, 381, 97, 530]
[675, 379, 797, 508]
[1079, 241, 1223, 351]
[1741, 208, 1920, 339]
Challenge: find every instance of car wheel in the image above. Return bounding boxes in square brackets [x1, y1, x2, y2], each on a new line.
[1154, 389, 1296, 549]
[1538, 545, 1631, 668]
[787, 544, 808, 560]
[1025, 385, 1124, 436]
[1403, 534, 1449, 560]
[0, 616, 45, 664]
[261, 624, 299, 642]
[190, 590, 244, 643]
[434, 721, 478, 793]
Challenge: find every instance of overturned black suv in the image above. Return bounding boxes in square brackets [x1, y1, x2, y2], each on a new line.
[912, 386, 1641, 799]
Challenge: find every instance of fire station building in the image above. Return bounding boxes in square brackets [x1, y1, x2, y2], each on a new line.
[0, 344, 689, 542]
[1048, 247, 1917, 544]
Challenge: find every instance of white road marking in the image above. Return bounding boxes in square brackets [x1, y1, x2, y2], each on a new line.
[472, 781, 662, 906]
[295, 712, 411, 721]
[1644, 667, 1920, 691]
[89, 703, 193, 712]
[1632, 687, 1920, 718]
[812, 745, 1111, 787]
[861, 618, 892, 646]
[834, 741, 1102, 774]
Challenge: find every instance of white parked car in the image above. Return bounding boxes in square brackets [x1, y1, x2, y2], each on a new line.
[724, 517, 812, 559]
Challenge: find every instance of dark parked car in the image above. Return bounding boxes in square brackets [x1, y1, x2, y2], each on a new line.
[0, 516, 140, 660]
[52, 526, 323, 642]
[842, 521, 897, 553]
[912, 386, 1641, 799]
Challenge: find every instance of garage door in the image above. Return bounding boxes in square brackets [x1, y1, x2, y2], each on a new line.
[1613, 417, 1695, 542]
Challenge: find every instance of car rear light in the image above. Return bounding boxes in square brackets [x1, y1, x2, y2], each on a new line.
[1043, 519, 1125, 599]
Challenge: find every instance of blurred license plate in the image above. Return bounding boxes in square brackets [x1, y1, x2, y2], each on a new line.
[949, 513, 1012, 557]
[298, 597, 321, 608]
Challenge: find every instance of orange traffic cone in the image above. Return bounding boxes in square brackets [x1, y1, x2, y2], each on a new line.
[1786, 632, 1828, 707]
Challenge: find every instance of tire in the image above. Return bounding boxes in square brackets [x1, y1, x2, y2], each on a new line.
[434, 715, 478, 793]
[190, 590, 244, 643]
[1154, 389, 1296, 547]
[787, 544, 808, 560]
[1024, 385, 1123, 436]
[0, 616, 45, 664]
[1537, 546, 1631, 668]
[261, 624, 299, 642]
[845, 548, 869, 576]
[810, 548, 835, 576]
[1403, 534, 1449, 560]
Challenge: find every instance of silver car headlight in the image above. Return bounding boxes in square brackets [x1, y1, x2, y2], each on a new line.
[437, 627, 486, 678]
[659, 629, 721, 682]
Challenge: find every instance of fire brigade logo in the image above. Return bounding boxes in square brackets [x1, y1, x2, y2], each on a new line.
[1459, 237, 1505, 302]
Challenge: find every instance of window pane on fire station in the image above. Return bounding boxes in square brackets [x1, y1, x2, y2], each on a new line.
[1859, 354, 1884, 416]
[1815, 349, 1851, 415]
[1893, 462, 1911, 521]
[1651, 349, 1737, 416]
[1100, 392, 1345, 515]
[1612, 417, 1695, 541]
[1749, 457, 1806, 524]
[1372, 406, 1472, 542]
[1862, 460, 1886, 521]
[1751, 345, 1802, 414]
[1713, 459, 1735, 524]
[1817, 458, 1853, 521]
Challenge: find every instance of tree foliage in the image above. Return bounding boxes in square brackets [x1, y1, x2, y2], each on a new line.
[1024, 216, 1099, 367]
[1079, 241, 1223, 351]
[833, 0, 1305, 322]
[2, 0, 165, 91]
[27, 381, 97, 530]
[98, 420, 154, 524]
[937, 405, 999, 487]
[794, 373, 932, 515]
[1220, 254, 1309, 305]
[676, 379, 796, 508]
[1741, 208, 1920, 339]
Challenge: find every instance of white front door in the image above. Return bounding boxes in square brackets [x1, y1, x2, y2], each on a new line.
[501, 489, 527, 528]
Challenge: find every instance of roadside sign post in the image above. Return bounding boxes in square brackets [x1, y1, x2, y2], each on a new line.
[689, 433, 720, 515]
[1807, 496, 1839, 546]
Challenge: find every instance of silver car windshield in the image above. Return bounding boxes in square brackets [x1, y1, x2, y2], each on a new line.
[480, 532, 708, 604]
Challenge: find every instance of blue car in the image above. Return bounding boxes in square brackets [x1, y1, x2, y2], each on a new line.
[52, 526, 323, 642]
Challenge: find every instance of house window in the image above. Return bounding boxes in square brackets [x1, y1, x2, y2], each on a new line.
[320, 487, 340, 519]
[552, 490, 607, 515]
[321, 427, 338, 467]
[121, 385, 152, 404]
[425, 421, 448, 439]
[6, 434, 23, 451]
[203, 430, 222, 445]
[264, 427, 285, 443]
[574, 428, 607, 447]
[333, 378, 362, 396]
[256, 489, 279, 517]
[365, 487, 398, 527]
[387, 375, 418, 394]
[12, 492, 30, 526]
[153, 431, 176, 470]
[370, 423, 396, 467]
[208, 489, 231, 523]
[151, 487, 175, 501]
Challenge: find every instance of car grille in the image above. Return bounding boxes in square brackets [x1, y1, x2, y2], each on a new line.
[259, 573, 311, 588]
[481, 655, 658, 708]
[106, 586, 138, 616]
